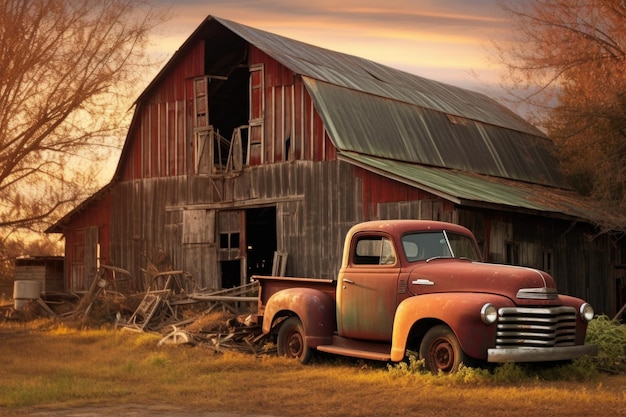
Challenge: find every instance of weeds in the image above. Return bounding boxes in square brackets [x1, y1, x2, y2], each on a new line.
[386, 315, 625, 384]
[387, 345, 601, 384]
[387, 352, 494, 385]
[586, 315, 626, 373]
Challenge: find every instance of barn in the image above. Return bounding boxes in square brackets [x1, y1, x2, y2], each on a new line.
[47, 15, 625, 316]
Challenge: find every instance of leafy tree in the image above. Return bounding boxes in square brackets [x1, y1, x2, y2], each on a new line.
[0, 0, 166, 237]
[495, 0, 626, 219]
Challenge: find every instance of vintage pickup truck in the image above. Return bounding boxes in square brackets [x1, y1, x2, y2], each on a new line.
[253, 220, 598, 373]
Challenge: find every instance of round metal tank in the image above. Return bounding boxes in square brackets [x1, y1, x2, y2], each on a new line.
[13, 280, 42, 310]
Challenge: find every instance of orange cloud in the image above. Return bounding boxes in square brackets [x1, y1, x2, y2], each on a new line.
[149, 1, 508, 90]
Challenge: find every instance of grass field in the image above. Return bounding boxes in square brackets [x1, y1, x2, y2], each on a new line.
[0, 320, 624, 417]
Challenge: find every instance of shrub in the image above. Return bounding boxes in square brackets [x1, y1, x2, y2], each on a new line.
[585, 315, 626, 373]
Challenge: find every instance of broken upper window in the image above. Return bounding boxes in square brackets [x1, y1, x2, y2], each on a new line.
[194, 126, 246, 175]
[193, 75, 246, 176]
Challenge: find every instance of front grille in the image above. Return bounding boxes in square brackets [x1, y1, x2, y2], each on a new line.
[496, 306, 577, 348]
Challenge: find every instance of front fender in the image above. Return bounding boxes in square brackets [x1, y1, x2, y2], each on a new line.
[558, 294, 590, 344]
[262, 287, 336, 348]
[390, 293, 515, 361]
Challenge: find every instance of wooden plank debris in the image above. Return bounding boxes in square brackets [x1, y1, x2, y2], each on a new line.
[3, 264, 271, 355]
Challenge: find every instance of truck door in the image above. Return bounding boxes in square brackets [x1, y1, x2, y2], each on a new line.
[338, 234, 400, 342]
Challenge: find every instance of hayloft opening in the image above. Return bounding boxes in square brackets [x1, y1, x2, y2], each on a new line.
[194, 29, 250, 176]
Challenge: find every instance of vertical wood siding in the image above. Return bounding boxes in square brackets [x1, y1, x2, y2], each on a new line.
[119, 41, 204, 181]
[249, 47, 331, 166]
[60, 193, 111, 290]
[110, 160, 363, 286]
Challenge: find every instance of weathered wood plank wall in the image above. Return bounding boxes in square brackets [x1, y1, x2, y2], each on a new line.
[111, 160, 363, 288]
[457, 208, 616, 315]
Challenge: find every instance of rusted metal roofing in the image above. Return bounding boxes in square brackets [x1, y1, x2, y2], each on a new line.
[339, 152, 608, 223]
[214, 17, 567, 189]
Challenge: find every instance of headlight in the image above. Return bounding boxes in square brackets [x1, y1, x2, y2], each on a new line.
[480, 303, 498, 324]
[580, 303, 594, 322]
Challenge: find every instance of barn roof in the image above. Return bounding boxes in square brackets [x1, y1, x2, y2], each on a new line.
[339, 152, 607, 222]
[48, 15, 618, 233]
[215, 17, 541, 137]
[205, 16, 618, 227]
[213, 16, 566, 189]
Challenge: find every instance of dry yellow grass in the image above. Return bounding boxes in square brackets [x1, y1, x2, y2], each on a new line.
[0, 320, 624, 417]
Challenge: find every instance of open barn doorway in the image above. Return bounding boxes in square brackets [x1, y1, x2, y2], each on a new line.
[246, 207, 277, 280]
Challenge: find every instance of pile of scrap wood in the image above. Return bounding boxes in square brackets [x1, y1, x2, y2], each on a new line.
[7, 264, 272, 355]
[115, 273, 271, 354]
[156, 311, 274, 356]
[121, 276, 273, 355]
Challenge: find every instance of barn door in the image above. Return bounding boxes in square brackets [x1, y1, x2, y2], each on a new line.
[217, 208, 278, 287]
[245, 207, 277, 278]
[70, 226, 98, 291]
[218, 210, 245, 288]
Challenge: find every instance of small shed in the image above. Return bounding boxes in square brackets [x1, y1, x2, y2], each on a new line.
[14, 256, 65, 293]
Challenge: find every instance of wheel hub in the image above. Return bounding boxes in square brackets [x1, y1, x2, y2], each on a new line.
[432, 340, 454, 371]
[287, 332, 303, 357]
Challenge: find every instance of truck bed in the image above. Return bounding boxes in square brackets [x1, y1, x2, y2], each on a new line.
[252, 275, 337, 312]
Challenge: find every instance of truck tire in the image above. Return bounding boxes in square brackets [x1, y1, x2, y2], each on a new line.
[277, 317, 312, 364]
[419, 324, 467, 374]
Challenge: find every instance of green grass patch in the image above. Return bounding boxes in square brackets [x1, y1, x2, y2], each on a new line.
[586, 315, 626, 373]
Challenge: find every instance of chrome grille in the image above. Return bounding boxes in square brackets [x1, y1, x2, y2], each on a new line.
[496, 306, 577, 348]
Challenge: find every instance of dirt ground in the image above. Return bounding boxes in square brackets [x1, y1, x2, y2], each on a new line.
[3, 404, 273, 417]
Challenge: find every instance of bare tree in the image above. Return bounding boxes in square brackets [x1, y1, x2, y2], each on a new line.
[0, 0, 167, 237]
[0, 235, 62, 281]
[494, 0, 626, 210]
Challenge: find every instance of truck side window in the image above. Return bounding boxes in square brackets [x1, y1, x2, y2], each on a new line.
[354, 237, 396, 265]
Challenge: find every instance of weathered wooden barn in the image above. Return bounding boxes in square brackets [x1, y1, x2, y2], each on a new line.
[48, 16, 625, 316]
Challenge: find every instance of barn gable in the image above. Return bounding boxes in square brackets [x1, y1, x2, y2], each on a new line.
[47, 15, 624, 316]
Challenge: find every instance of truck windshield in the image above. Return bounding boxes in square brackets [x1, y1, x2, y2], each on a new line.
[401, 231, 480, 262]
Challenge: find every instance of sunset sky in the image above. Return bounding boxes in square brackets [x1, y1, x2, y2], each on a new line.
[151, 0, 511, 96]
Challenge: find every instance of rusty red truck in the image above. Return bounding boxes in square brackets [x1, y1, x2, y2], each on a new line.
[253, 220, 597, 373]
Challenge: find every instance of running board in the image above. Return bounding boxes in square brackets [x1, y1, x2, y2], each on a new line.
[316, 336, 392, 361]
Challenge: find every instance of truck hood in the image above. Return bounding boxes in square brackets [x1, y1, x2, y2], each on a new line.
[407, 259, 559, 304]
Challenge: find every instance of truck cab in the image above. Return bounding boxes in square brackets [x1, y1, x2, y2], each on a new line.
[255, 220, 597, 373]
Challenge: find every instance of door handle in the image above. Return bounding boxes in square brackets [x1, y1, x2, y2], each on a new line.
[412, 279, 434, 286]
[342, 278, 355, 284]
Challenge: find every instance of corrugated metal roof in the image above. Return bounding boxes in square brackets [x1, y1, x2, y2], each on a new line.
[338, 152, 607, 223]
[215, 17, 567, 189]
[216, 16, 544, 138]
[304, 78, 566, 188]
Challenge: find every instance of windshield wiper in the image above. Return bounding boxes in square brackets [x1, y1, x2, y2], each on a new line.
[425, 256, 473, 263]
[425, 256, 451, 263]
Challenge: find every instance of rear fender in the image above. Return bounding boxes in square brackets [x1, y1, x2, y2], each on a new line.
[262, 288, 336, 348]
[390, 293, 514, 361]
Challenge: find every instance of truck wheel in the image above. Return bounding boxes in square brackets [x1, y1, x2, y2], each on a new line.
[277, 317, 312, 364]
[419, 325, 466, 374]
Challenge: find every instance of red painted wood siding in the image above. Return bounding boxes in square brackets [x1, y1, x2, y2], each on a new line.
[119, 41, 205, 181]
[248, 46, 335, 164]
[62, 192, 112, 289]
[355, 167, 453, 219]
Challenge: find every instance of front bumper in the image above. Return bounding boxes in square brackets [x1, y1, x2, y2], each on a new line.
[487, 344, 598, 363]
